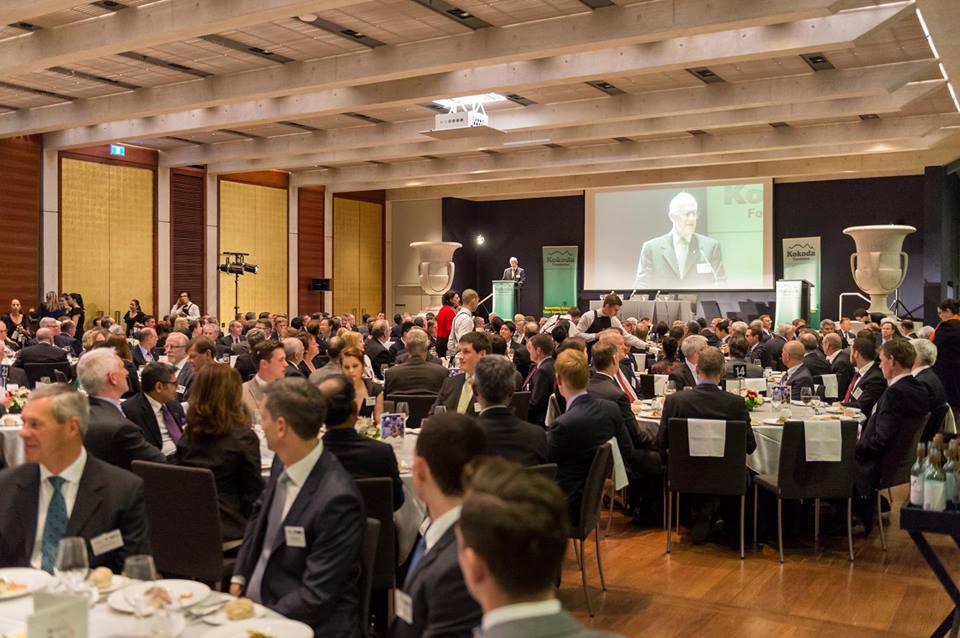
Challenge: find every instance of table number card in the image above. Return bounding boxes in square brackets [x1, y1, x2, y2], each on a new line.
[27, 592, 88, 638]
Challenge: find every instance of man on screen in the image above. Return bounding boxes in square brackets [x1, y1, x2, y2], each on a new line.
[634, 192, 726, 289]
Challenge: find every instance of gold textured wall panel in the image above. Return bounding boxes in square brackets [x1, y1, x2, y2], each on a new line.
[358, 201, 382, 318]
[60, 158, 154, 321]
[333, 197, 360, 315]
[218, 180, 287, 321]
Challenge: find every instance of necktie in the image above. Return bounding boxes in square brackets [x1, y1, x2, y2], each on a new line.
[615, 370, 637, 402]
[676, 238, 689, 275]
[404, 534, 428, 589]
[843, 371, 861, 403]
[247, 473, 288, 603]
[41, 476, 68, 573]
[457, 375, 473, 414]
[161, 405, 182, 444]
[522, 365, 537, 390]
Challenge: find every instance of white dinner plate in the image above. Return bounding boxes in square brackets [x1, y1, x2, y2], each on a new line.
[91, 573, 130, 594]
[0, 568, 52, 600]
[201, 618, 313, 638]
[761, 418, 784, 426]
[202, 601, 268, 625]
[108, 579, 211, 614]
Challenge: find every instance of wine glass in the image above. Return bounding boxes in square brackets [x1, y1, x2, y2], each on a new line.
[54, 537, 89, 592]
[800, 387, 813, 409]
[123, 555, 157, 620]
[663, 380, 676, 397]
[770, 386, 783, 412]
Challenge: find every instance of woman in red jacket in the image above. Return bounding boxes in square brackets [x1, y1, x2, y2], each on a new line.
[435, 289, 460, 359]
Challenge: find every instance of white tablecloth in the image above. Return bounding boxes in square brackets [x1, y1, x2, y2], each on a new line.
[1, 419, 23, 467]
[395, 433, 426, 564]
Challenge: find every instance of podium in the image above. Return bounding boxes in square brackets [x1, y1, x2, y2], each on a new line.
[492, 280, 516, 318]
[774, 279, 813, 326]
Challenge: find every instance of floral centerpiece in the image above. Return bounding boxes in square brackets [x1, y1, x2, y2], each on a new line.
[4, 387, 30, 414]
[356, 416, 380, 440]
[743, 389, 764, 411]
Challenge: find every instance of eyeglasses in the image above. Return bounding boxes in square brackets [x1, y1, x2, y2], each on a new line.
[166, 345, 186, 350]
[160, 380, 178, 387]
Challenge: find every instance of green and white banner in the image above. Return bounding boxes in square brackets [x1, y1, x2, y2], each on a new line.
[781, 236, 821, 325]
[542, 246, 579, 315]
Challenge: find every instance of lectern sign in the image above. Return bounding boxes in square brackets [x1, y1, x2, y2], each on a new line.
[542, 246, 578, 315]
[782, 236, 821, 325]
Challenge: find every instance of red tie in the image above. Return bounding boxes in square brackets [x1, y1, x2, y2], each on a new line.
[616, 370, 637, 402]
[522, 365, 538, 390]
[843, 371, 860, 403]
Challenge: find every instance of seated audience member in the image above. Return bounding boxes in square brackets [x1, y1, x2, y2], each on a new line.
[391, 413, 485, 638]
[340, 331, 376, 378]
[781, 341, 814, 401]
[499, 320, 531, 379]
[12, 327, 69, 371]
[658, 347, 756, 542]
[823, 333, 855, 395]
[487, 334, 524, 390]
[854, 340, 929, 533]
[132, 328, 158, 367]
[177, 364, 262, 542]
[842, 336, 887, 416]
[200, 323, 228, 357]
[433, 332, 490, 416]
[187, 336, 217, 374]
[798, 332, 831, 378]
[389, 321, 415, 360]
[548, 349, 620, 523]
[283, 337, 306, 378]
[221, 320, 245, 350]
[121, 362, 186, 458]
[242, 339, 288, 423]
[457, 457, 624, 638]
[57, 320, 81, 357]
[163, 331, 194, 402]
[103, 334, 141, 398]
[383, 328, 447, 396]
[318, 374, 404, 510]
[596, 329, 639, 399]
[900, 319, 917, 339]
[0, 384, 149, 573]
[298, 332, 322, 378]
[669, 334, 707, 391]
[879, 318, 904, 345]
[744, 325, 770, 369]
[911, 338, 949, 441]
[234, 328, 266, 382]
[722, 336, 763, 380]
[309, 336, 345, 385]
[765, 324, 793, 371]
[231, 378, 365, 634]
[473, 355, 547, 466]
[340, 346, 383, 423]
[649, 337, 680, 376]
[523, 333, 556, 426]
[365, 319, 394, 381]
[78, 348, 166, 470]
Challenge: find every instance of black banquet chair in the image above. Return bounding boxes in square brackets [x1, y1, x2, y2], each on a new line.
[568, 443, 613, 617]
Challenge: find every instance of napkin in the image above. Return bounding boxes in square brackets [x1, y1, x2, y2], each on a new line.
[687, 419, 726, 457]
[632, 353, 646, 373]
[803, 419, 842, 462]
[607, 437, 630, 490]
[820, 374, 839, 399]
[654, 374, 668, 396]
[943, 406, 957, 435]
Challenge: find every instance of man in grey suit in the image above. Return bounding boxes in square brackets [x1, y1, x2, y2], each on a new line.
[384, 328, 448, 397]
[457, 457, 622, 638]
[634, 191, 725, 289]
[501, 257, 526, 313]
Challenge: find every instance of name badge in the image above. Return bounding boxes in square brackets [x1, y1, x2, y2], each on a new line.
[852, 387, 863, 400]
[176, 384, 186, 395]
[364, 396, 377, 407]
[284, 526, 307, 548]
[90, 529, 124, 556]
[395, 590, 414, 625]
[696, 262, 712, 274]
[474, 402, 482, 413]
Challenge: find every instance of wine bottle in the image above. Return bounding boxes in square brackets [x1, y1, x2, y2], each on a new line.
[945, 441, 958, 508]
[910, 443, 925, 506]
[923, 447, 946, 512]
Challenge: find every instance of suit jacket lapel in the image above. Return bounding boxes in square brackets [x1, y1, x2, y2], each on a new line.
[138, 397, 162, 448]
[272, 452, 327, 552]
[658, 238, 682, 278]
[406, 526, 456, 590]
[65, 460, 104, 537]
[14, 467, 40, 560]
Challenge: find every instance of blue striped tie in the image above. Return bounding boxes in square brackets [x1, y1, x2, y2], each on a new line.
[41, 476, 67, 573]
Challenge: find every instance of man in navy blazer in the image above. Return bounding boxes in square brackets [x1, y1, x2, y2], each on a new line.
[231, 378, 366, 637]
[911, 338, 949, 441]
[841, 337, 887, 417]
[781, 341, 814, 401]
[523, 333, 556, 426]
[547, 349, 620, 523]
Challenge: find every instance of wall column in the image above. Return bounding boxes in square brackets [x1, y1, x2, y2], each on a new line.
[324, 189, 333, 311]
[205, 173, 219, 317]
[157, 165, 171, 313]
[288, 174, 299, 318]
[41, 147, 59, 295]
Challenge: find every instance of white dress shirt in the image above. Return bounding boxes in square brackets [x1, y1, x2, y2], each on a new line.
[826, 350, 840, 365]
[672, 230, 690, 275]
[482, 599, 562, 631]
[785, 363, 803, 382]
[280, 441, 324, 520]
[31, 449, 87, 569]
[887, 371, 911, 387]
[146, 394, 176, 457]
[448, 308, 474, 353]
[425, 505, 462, 552]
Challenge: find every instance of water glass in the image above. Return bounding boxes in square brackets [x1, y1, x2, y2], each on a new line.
[800, 387, 813, 407]
[663, 380, 676, 397]
[123, 554, 157, 619]
[54, 537, 89, 592]
[770, 386, 783, 411]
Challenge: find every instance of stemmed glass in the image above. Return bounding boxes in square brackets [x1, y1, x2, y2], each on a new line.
[663, 380, 676, 397]
[800, 386, 813, 407]
[54, 537, 89, 593]
[123, 555, 157, 620]
[770, 386, 783, 413]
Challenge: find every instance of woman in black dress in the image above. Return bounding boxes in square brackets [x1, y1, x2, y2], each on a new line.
[123, 299, 147, 337]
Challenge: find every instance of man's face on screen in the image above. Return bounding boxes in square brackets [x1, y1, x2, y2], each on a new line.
[669, 200, 699, 241]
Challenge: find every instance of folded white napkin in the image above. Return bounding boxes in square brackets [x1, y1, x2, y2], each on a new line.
[687, 419, 726, 457]
[724, 378, 767, 394]
[803, 420, 842, 462]
[654, 374, 668, 395]
[820, 374, 838, 399]
[943, 404, 957, 434]
[545, 394, 561, 427]
[633, 353, 646, 373]
[607, 437, 630, 490]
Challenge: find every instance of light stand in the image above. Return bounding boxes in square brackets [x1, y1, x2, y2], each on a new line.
[218, 252, 259, 320]
[890, 286, 914, 320]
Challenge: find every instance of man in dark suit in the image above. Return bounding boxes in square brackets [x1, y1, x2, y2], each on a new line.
[781, 341, 814, 401]
[55, 321, 81, 357]
[432, 332, 489, 416]
[668, 334, 707, 391]
[932, 299, 960, 418]
[0, 384, 148, 573]
[318, 374, 404, 510]
[911, 338, 949, 441]
[12, 327, 69, 371]
[473, 355, 547, 466]
[522, 333, 556, 426]
[855, 340, 930, 533]
[798, 332, 832, 378]
[234, 328, 266, 383]
[548, 349, 620, 523]
[842, 337, 887, 417]
[634, 192, 725, 289]
[132, 328, 159, 368]
[457, 457, 621, 638]
[498, 321, 531, 380]
[722, 336, 763, 380]
[231, 378, 366, 636]
[823, 333, 855, 397]
[77, 348, 166, 471]
[391, 413, 485, 638]
[384, 328, 448, 397]
[658, 346, 756, 542]
[220, 320, 245, 350]
[121, 363, 186, 459]
[2, 365, 29, 389]
[765, 324, 794, 372]
[163, 331, 194, 402]
[501, 257, 526, 313]
[745, 326, 770, 369]
[365, 320, 394, 381]
[388, 321, 415, 361]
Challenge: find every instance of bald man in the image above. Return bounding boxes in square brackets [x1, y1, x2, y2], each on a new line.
[12, 327, 70, 370]
[781, 340, 814, 401]
[634, 191, 726, 288]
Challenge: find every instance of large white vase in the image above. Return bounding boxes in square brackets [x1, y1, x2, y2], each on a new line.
[409, 241, 462, 295]
[843, 225, 915, 317]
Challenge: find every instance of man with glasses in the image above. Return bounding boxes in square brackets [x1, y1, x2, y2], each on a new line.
[163, 331, 193, 402]
[634, 191, 726, 289]
[122, 363, 186, 458]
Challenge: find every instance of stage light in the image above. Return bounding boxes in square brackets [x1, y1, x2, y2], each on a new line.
[242, 263, 259, 274]
[218, 263, 243, 274]
[475, 234, 485, 246]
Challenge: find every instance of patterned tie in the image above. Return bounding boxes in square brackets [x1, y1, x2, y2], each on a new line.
[247, 473, 288, 603]
[615, 370, 637, 402]
[161, 405, 182, 444]
[522, 365, 538, 391]
[457, 375, 473, 414]
[843, 371, 861, 403]
[41, 476, 68, 573]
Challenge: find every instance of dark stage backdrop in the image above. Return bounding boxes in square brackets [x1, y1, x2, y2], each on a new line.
[442, 174, 947, 322]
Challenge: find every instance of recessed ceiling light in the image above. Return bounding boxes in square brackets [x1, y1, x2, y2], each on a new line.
[298, 14, 317, 22]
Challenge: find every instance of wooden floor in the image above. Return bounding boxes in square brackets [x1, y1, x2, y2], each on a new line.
[557, 486, 958, 637]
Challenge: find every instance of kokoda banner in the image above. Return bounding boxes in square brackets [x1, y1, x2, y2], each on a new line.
[542, 246, 579, 315]
[781, 237, 822, 325]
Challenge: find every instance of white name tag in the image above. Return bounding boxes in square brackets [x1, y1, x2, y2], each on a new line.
[852, 387, 863, 400]
[284, 526, 306, 548]
[176, 385, 186, 395]
[364, 396, 377, 407]
[474, 402, 482, 413]
[697, 262, 712, 274]
[90, 529, 124, 556]
[395, 590, 413, 625]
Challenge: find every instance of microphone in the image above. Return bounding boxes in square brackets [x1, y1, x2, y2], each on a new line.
[654, 289, 661, 301]
[699, 248, 719, 286]
[628, 289, 636, 300]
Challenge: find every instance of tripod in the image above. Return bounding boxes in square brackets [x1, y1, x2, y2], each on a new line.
[890, 287, 914, 320]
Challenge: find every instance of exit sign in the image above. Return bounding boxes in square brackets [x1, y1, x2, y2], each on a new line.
[109, 144, 125, 156]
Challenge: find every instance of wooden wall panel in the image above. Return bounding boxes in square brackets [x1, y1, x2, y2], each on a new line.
[298, 186, 325, 315]
[333, 198, 360, 316]
[0, 136, 41, 312]
[170, 169, 205, 310]
[358, 201, 383, 318]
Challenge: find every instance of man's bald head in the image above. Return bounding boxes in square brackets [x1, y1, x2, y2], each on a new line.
[35, 327, 54, 343]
